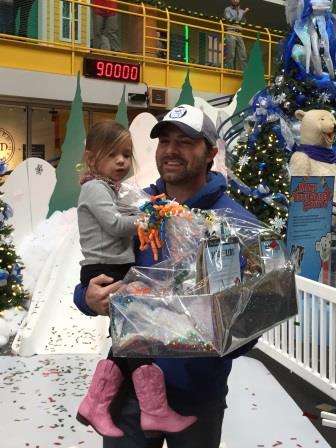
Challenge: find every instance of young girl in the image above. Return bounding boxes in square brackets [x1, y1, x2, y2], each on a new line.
[76, 120, 197, 438]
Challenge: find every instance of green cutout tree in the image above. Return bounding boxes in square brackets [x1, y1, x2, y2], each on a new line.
[115, 85, 135, 179]
[175, 69, 195, 106]
[233, 35, 266, 122]
[115, 85, 129, 128]
[47, 73, 86, 217]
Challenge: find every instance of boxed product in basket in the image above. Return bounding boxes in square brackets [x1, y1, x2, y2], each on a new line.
[109, 207, 298, 358]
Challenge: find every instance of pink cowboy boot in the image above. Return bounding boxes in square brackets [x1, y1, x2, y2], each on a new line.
[132, 364, 197, 435]
[76, 359, 124, 437]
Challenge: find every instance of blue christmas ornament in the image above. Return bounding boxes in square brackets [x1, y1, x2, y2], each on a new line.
[11, 263, 22, 279]
[257, 162, 267, 171]
[0, 269, 9, 286]
[296, 94, 307, 105]
[3, 203, 13, 220]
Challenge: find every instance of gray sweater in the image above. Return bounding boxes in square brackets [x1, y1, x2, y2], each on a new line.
[78, 179, 137, 266]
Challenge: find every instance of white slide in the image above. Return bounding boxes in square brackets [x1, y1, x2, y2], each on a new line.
[12, 213, 110, 356]
[10, 112, 161, 356]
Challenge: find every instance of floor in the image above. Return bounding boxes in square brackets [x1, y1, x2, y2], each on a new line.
[0, 351, 333, 448]
[248, 350, 336, 448]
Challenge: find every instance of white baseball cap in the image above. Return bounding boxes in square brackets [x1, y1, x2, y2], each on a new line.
[150, 104, 217, 146]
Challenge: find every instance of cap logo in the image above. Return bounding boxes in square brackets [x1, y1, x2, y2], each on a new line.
[169, 106, 187, 119]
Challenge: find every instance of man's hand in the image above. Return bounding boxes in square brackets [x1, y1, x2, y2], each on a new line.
[85, 274, 123, 316]
[244, 8, 249, 13]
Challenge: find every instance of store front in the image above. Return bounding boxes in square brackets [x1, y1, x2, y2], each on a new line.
[0, 101, 125, 171]
[0, 97, 151, 172]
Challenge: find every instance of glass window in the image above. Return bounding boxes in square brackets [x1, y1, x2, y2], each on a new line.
[60, 0, 81, 42]
[31, 107, 89, 167]
[92, 111, 116, 125]
[0, 105, 27, 171]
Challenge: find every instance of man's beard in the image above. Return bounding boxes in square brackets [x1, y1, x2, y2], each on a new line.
[157, 155, 208, 184]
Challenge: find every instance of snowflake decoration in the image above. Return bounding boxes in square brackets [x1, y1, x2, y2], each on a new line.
[270, 215, 287, 232]
[238, 154, 250, 168]
[319, 92, 332, 103]
[274, 93, 287, 104]
[35, 164, 43, 175]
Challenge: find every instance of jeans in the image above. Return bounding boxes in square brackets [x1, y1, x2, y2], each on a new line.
[224, 34, 247, 71]
[92, 13, 121, 51]
[0, 3, 13, 34]
[103, 391, 226, 448]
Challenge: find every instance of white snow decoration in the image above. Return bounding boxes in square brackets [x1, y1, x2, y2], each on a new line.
[194, 94, 238, 129]
[0, 307, 27, 348]
[18, 208, 78, 295]
[1, 158, 56, 247]
[0, 317, 10, 347]
[12, 209, 109, 356]
[270, 215, 287, 232]
[129, 112, 160, 188]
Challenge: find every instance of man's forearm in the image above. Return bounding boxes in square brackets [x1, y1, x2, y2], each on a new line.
[73, 283, 98, 316]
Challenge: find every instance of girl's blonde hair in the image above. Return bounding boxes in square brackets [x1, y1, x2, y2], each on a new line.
[83, 120, 133, 173]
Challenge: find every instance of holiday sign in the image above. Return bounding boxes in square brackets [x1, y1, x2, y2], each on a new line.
[287, 176, 334, 284]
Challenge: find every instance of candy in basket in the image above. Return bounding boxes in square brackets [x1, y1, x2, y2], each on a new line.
[110, 208, 298, 358]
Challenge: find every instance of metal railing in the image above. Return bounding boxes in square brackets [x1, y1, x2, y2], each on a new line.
[259, 275, 336, 401]
[0, 0, 284, 86]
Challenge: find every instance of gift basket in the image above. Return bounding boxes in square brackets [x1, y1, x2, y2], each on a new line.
[109, 199, 298, 358]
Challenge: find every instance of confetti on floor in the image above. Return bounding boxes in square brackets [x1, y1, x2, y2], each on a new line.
[222, 357, 332, 448]
[0, 354, 101, 448]
[0, 355, 332, 448]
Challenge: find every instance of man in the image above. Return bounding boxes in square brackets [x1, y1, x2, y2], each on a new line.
[74, 104, 257, 448]
[92, 0, 121, 52]
[224, 0, 249, 70]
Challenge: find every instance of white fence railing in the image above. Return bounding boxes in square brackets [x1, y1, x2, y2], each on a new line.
[258, 275, 336, 401]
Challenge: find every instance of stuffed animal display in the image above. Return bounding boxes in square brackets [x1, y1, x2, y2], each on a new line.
[289, 110, 336, 199]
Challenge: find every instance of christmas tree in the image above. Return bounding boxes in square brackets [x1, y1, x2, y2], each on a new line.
[229, 118, 290, 234]
[269, 70, 336, 118]
[228, 90, 292, 235]
[228, 1, 336, 235]
[0, 163, 27, 312]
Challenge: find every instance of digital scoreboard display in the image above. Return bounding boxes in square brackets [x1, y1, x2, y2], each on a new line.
[83, 58, 140, 83]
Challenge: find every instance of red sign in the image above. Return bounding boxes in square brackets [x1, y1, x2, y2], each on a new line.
[83, 58, 140, 83]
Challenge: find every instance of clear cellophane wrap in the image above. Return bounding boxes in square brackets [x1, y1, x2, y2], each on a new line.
[109, 208, 298, 358]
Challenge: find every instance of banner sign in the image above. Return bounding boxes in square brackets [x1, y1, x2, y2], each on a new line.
[286, 176, 334, 284]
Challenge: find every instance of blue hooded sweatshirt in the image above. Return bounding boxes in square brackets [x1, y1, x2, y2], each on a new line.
[74, 171, 258, 406]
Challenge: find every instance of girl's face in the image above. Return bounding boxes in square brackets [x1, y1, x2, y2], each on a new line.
[94, 139, 133, 182]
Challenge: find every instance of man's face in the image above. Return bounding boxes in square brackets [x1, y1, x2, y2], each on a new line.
[155, 124, 214, 185]
[231, 0, 240, 6]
